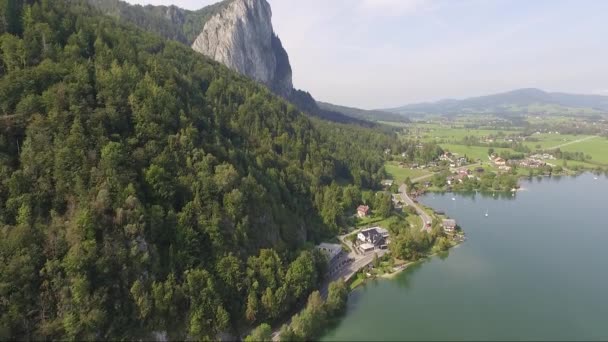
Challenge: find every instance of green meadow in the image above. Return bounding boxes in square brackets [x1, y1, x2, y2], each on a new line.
[559, 137, 608, 165]
[384, 162, 432, 182]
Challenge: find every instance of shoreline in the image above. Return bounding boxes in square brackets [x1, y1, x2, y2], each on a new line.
[423, 171, 603, 195]
[350, 240, 463, 287]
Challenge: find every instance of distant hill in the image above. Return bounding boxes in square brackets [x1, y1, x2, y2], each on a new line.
[386, 88, 608, 117]
[317, 101, 409, 123]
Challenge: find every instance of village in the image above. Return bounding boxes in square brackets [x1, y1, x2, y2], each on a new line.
[314, 184, 463, 289]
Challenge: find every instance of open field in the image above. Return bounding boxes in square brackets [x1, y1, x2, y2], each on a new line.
[522, 133, 596, 150]
[402, 124, 518, 143]
[559, 137, 608, 165]
[384, 162, 432, 182]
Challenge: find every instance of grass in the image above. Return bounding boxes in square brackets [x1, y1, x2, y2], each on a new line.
[559, 137, 608, 165]
[406, 213, 422, 229]
[356, 214, 384, 227]
[399, 123, 523, 143]
[349, 277, 364, 290]
[356, 213, 402, 228]
[522, 133, 596, 150]
[384, 162, 431, 183]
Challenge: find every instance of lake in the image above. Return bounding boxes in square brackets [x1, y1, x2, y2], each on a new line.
[322, 174, 608, 341]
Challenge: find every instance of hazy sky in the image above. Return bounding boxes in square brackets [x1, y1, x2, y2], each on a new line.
[124, 0, 608, 109]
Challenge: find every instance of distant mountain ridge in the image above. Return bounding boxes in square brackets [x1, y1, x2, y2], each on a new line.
[386, 88, 608, 116]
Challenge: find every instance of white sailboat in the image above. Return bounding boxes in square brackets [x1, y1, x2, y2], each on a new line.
[485, 210, 489, 217]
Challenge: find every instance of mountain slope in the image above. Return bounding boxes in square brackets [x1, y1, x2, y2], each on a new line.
[88, 0, 373, 125]
[0, 1, 399, 339]
[318, 101, 409, 123]
[87, 0, 233, 44]
[387, 88, 608, 116]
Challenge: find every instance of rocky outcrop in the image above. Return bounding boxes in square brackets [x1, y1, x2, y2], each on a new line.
[89, 0, 372, 124]
[191, 0, 293, 97]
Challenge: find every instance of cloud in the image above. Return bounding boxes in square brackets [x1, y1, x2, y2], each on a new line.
[357, 0, 439, 16]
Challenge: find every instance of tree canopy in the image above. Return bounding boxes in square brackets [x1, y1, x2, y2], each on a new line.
[0, 1, 402, 340]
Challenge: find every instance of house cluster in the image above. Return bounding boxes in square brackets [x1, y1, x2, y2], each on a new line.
[357, 227, 389, 252]
[442, 219, 457, 233]
[440, 152, 467, 168]
[482, 135, 526, 144]
[490, 155, 512, 172]
[514, 158, 546, 169]
[357, 205, 370, 218]
[491, 154, 507, 166]
[530, 153, 556, 160]
[447, 169, 477, 185]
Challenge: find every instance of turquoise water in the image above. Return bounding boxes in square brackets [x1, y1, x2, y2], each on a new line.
[322, 174, 608, 341]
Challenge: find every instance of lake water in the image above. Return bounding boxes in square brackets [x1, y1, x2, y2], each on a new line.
[322, 174, 608, 341]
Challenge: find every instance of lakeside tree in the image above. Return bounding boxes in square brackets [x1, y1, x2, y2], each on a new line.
[374, 192, 393, 218]
[279, 281, 349, 341]
[245, 323, 273, 342]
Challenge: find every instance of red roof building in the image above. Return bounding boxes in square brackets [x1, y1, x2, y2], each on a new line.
[357, 205, 370, 218]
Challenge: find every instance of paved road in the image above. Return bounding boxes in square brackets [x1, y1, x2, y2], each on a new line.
[271, 232, 386, 340]
[546, 135, 598, 150]
[399, 184, 432, 232]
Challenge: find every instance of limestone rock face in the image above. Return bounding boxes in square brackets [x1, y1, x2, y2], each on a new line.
[191, 0, 293, 97]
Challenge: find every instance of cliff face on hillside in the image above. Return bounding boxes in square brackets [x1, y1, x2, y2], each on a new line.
[89, 0, 372, 124]
[191, 0, 293, 97]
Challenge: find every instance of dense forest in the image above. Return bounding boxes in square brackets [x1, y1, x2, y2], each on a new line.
[0, 0, 402, 339]
[86, 0, 233, 45]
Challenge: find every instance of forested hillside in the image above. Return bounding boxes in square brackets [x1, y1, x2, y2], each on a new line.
[87, 0, 233, 44]
[318, 101, 410, 123]
[0, 1, 400, 339]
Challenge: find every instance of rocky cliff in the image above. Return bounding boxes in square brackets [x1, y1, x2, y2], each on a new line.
[89, 0, 372, 124]
[191, 0, 293, 97]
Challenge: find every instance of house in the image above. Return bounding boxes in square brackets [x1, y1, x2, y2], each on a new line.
[316, 243, 343, 263]
[392, 194, 403, 208]
[381, 179, 394, 187]
[493, 157, 506, 166]
[455, 173, 468, 182]
[359, 243, 375, 253]
[357, 205, 370, 218]
[373, 227, 390, 239]
[357, 227, 388, 248]
[442, 219, 457, 232]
